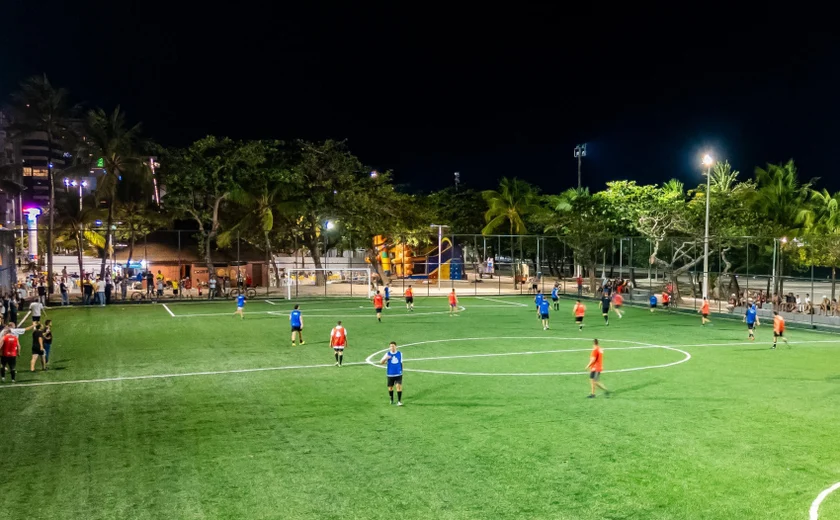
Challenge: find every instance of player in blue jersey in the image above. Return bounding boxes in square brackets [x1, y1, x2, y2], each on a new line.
[539, 298, 551, 330]
[379, 341, 403, 406]
[384, 283, 391, 309]
[233, 294, 246, 319]
[535, 291, 544, 319]
[551, 283, 560, 311]
[290, 304, 305, 346]
[649, 294, 657, 312]
[744, 300, 760, 341]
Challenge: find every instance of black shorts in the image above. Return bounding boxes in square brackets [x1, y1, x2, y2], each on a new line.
[385, 296, 390, 301]
[602, 308, 610, 315]
[552, 297, 559, 302]
[774, 331, 783, 338]
[540, 313, 549, 320]
[406, 297, 413, 304]
[375, 307, 383, 313]
[387, 375, 403, 386]
[31, 347, 44, 356]
[575, 316, 584, 323]
[291, 326, 302, 332]
[32, 316, 40, 322]
[702, 313, 709, 318]
[590, 371, 601, 380]
[747, 322, 756, 329]
[333, 346, 345, 352]
[0, 356, 16, 369]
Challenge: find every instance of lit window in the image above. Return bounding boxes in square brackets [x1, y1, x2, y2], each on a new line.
[22, 167, 32, 176]
[32, 168, 48, 177]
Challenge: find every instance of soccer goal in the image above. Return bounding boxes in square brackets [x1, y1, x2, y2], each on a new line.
[285, 268, 373, 300]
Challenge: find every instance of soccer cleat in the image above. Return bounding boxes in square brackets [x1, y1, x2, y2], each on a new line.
[587, 394, 595, 399]
[300, 341, 305, 345]
[397, 402, 403, 406]
[334, 362, 339, 366]
[771, 345, 776, 349]
[292, 343, 296, 347]
[390, 400, 394, 405]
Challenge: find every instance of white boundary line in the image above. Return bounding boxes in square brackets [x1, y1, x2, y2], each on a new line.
[476, 297, 528, 307]
[161, 304, 175, 317]
[0, 361, 370, 390]
[810, 482, 840, 520]
[364, 337, 691, 376]
[265, 300, 277, 305]
[174, 306, 467, 319]
[17, 311, 32, 326]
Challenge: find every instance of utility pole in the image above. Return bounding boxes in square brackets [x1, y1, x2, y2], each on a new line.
[574, 144, 587, 189]
[454, 172, 460, 191]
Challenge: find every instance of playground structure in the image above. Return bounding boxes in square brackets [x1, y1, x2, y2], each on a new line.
[370, 235, 466, 281]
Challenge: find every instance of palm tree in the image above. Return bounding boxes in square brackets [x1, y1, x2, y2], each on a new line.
[82, 107, 147, 278]
[54, 194, 103, 280]
[114, 200, 168, 266]
[481, 178, 540, 284]
[217, 183, 295, 288]
[807, 189, 840, 299]
[754, 160, 814, 294]
[9, 74, 78, 294]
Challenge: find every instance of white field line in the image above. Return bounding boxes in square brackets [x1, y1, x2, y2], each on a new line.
[265, 300, 277, 305]
[407, 345, 661, 362]
[810, 482, 840, 520]
[17, 311, 32, 326]
[175, 306, 467, 319]
[0, 361, 370, 390]
[476, 297, 528, 307]
[161, 304, 175, 317]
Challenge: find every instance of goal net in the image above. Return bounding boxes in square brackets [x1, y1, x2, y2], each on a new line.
[285, 268, 373, 300]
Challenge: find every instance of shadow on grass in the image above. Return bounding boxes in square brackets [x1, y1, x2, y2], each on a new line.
[610, 378, 664, 396]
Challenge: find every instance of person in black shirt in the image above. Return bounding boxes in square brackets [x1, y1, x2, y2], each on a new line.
[8, 298, 17, 325]
[601, 295, 612, 326]
[43, 320, 53, 365]
[30, 323, 46, 372]
[37, 283, 47, 305]
[60, 279, 69, 306]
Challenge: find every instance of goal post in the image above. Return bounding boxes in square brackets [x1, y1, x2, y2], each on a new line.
[285, 268, 373, 300]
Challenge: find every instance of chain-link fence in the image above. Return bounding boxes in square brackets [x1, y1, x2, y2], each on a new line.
[8, 227, 840, 327]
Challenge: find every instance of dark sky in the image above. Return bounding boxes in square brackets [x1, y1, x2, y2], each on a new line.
[2, 5, 838, 194]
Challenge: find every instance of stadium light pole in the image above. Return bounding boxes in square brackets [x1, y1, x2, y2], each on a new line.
[574, 144, 587, 189]
[430, 224, 449, 290]
[701, 154, 714, 299]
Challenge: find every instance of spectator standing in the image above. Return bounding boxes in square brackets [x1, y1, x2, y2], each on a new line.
[37, 282, 47, 305]
[60, 278, 69, 306]
[97, 278, 106, 307]
[120, 276, 128, 300]
[209, 276, 217, 300]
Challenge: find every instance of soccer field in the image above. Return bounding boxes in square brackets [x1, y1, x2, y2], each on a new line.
[1, 296, 839, 520]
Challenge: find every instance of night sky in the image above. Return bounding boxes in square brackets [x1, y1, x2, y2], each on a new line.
[2, 5, 838, 194]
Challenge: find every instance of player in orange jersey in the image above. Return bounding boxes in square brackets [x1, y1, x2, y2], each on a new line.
[611, 292, 624, 319]
[573, 299, 586, 331]
[700, 297, 711, 326]
[373, 291, 384, 322]
[585, 339, 610, 398]
[772, 311, 789, 349]
[404, 285, 414, 312]
[330, 320, 348, 366]
[448, 289, 458, 316]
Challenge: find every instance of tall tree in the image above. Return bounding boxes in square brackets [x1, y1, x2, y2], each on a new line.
[163, 137, 266, 268]
[53, 194, 103, 279]
[9, 74, 78, 293]
[113, 200, 168, 266]
[82, 107, 147, 278]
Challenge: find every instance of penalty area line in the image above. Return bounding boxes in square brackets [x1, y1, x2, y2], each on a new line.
[810, 482, 840, 520]
[475, 297, 528, 307]
[162, 304, 175, 317]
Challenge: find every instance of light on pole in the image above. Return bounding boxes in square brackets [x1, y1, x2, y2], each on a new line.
[324, 220, 335, 274]
[430, 224, 449, 290]
[701, 153, 714, 299]
[574, 144, 587, 189]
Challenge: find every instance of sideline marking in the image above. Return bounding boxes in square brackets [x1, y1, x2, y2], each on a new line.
[162, 304, 175, 317]
[0, 361, 369, 390]
[18, 311, 32, 326]
[476, 297, 528, 307]
[810, 482, 840, 520]
[365, 337, 691, 376]
[265, 300, 277, 305]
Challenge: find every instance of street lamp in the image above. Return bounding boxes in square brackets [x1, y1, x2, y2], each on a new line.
[701, 153, 714, 299]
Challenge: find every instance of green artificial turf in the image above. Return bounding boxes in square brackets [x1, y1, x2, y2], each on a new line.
[1, 296, 839, 519]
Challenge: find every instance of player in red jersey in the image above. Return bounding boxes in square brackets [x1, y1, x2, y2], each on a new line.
[0, 331, 20, 383]
[373, 291, 384, 322]
[448, 289, 458, 316]
[330, 321, 348, 367]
